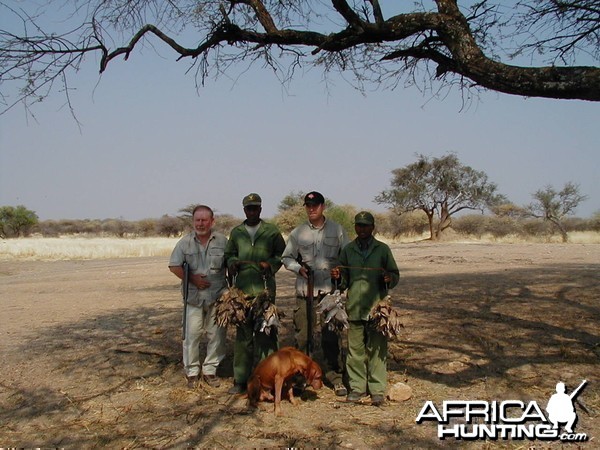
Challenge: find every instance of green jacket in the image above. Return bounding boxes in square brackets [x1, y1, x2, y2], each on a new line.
[338, 237, 400, 321]
[225, 220, 286, 298]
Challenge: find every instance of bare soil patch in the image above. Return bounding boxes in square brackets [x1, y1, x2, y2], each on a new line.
[1, 242, 598, 448]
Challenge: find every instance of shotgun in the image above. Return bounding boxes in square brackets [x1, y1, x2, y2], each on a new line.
[297, 256, 314, 356]
[306, 264, 314, 356]
[569, 379, 587, 400]
[182, 261, 189, 341]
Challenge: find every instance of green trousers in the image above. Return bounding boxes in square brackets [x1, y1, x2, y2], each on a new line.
[346, 320, 387, 395]
[232, 319, 278, 385]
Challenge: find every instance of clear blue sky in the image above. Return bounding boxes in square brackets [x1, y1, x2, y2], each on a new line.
[1, 13, 599, 221]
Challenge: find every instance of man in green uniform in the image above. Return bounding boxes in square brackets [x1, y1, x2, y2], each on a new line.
[331, 211, 399, 406]
[225, 193, 286, 394]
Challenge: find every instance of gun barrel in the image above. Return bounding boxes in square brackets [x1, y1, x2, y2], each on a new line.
[182, 261, 189, 341]
[569, 379, 587, 400]
[304, 263, 314, 356]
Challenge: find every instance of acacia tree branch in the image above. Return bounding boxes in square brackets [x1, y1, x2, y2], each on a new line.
[332, 0, 366, 29]
[245, 0, 279, 33]
[368, 0, 385, 24]
[1, 0, 600, 113]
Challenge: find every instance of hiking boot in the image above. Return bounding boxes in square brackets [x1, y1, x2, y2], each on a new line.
[371, 394, 385, 406]
[186, 375, 199, 389]
[334, 383, 348, 396]
[346, 391, 366, 403]
[228, 383, 246, 394]
[202, 374, 221, 388]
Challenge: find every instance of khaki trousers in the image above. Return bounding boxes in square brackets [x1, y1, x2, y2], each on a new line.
[182, 302, 226, 377]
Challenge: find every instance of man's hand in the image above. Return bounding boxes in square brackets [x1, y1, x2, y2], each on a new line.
[228, 261, 240, 277]
[330, 267, 340, 280]
[299, 266, 309, 279]
[191, 273, 210, 289]
[259, 261, 271, 274]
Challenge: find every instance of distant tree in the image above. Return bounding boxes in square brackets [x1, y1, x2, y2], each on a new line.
[273, 205, 306, 234]
[375, 153, 505, 240]
[278, 191, 306, 212]
[177, 205, 197, 224]
[525, 182, 587, 242]
[0, 205, 39, 238]
[156, 215, 186, 237]
[325, 204, 357, 237]
[592, 211, 600, 232]
[134, 219, 158, 237]
[213, 214, 239, 236]
[491, 202, 528, 218]
[101, 219, 135, 237]
[376, 210, 429, 238]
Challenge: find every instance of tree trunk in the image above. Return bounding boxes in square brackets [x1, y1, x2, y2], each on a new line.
[435, 207, 453, 239]
[550, 219, 569, 243]
[424, 209, 436, 240]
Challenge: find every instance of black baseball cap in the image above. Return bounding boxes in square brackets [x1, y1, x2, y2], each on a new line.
[303, 191, 325, 206]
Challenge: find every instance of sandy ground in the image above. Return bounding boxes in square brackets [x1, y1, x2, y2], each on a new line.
[0, 242, 598, 449]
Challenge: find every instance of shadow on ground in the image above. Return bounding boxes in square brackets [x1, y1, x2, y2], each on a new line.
[1, 259, 598, 448]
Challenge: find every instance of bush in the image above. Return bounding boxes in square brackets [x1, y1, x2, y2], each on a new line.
[591, 211, 600, 232]
[155, 215, 186, 237]
[453, 215, 488, 238]
[377, 211, 429, 237]
[0, 205, 39, 238]
[273, 205, 306, 234]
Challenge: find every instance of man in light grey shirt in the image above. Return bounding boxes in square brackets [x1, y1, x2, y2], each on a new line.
[282, 191, 350, 396]
[169, 205, 227, 389]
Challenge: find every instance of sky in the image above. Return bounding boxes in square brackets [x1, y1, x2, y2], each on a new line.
[1, 11, 599, 222]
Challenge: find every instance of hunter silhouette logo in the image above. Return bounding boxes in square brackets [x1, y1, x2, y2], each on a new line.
[416, 380, 589, 442]
[546, 380, 587, 434]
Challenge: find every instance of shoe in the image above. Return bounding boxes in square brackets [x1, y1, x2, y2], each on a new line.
[371, 394, 385, 406]
[346, 391, 366, 403]
[228, 383, 246, 394]
[202, 374, 221, 388]
[186, 375, 199, 389]
[334, 383, 348, 397]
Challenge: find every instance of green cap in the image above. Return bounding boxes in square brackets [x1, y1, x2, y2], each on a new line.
[242, 193, 262, 207]
[354, 211, 375, 225]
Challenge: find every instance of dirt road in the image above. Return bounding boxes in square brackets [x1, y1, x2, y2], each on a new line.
[1, 242, 598, 448]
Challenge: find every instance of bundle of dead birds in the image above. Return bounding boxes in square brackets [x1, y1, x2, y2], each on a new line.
[368, 295, 404, 339]
[317, 290, 349, 333]
[214, 286, 251, 327]
[250, 290, 281, 336]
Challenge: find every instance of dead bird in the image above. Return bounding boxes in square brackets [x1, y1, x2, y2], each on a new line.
[214, 286, 251, 327]
[368, 295, 404, 339]
[317, 290, 348, 332]
[251, 290, 281, 336]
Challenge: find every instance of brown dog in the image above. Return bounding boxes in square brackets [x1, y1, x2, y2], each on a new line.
[247, 346, 323, 416]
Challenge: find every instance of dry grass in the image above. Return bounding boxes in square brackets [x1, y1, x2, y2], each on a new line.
[0, 236, 178, 261]
[1, 232, 599, 261]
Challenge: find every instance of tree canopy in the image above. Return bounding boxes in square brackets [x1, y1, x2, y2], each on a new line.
[375, 153, 505, 239]
[0, 205, 39, 238]
[1, 0, 599, 115]
[526, 182, 588, 242]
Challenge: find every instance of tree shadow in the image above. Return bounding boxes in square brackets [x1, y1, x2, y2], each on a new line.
[388, 262, 600, 393]
[1, 259, 598, 447]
